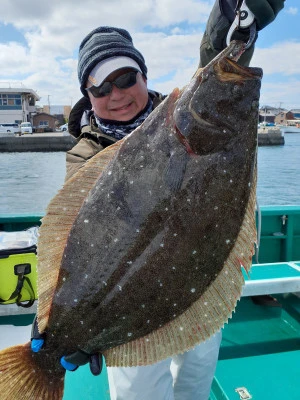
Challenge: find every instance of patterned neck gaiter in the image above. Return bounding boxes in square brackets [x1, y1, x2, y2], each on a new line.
[94, 98, 153, 140]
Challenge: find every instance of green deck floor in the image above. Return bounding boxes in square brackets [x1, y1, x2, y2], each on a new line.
[211, 350, 300, 400]
[63, 363, 110, 400]
[210, 294, 300, 400]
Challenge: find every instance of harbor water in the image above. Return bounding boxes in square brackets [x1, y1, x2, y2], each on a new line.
[0, 133, 300, 215]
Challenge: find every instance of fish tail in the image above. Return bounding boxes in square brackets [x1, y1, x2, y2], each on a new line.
[0, 343, 65, 400]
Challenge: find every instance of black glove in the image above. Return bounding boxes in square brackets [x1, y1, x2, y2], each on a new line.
[199, 0, 285, 67]
[61, 350, 103, 376]
[31, 315, 46, 352]
[221, 0, 285, 30]
[245, 0, 285, 31]
[206, 0, 285, 50]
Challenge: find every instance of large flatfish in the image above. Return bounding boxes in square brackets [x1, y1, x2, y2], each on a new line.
[0, 40, 262, 399]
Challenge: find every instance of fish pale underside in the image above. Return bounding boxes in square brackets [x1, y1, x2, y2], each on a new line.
[0, 40, 262, 399]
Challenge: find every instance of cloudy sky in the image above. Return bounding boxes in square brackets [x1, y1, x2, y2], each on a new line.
[0, 0, 299, 110]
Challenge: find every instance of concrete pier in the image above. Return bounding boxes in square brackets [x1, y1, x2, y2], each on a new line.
[0, 132, 76, 152]
[257, 127, 285, 146]
[0, 129, 284, 152]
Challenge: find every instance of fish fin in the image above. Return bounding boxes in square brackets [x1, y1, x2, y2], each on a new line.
[37, 140, 123, 332]
[104, 168, 257, 367]
[0, 343, 65, 399]
[165, 149, 188, 192]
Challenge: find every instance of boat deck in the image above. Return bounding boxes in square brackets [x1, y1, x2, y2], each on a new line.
[210, 293, 300, 400]
[209, 261, 300, 399]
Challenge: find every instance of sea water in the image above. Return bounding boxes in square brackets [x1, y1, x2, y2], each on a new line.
[0, 152, 66, 214]
[256, 133, 300, 205]
[0, 134, 299, 215]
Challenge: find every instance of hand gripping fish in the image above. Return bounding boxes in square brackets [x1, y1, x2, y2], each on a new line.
[0, 40, 262, 399]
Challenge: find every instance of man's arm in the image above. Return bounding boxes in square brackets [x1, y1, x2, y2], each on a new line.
[199, 0, 285, 67]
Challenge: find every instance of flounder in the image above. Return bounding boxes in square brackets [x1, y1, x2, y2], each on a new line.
[0, 40, 262, 399]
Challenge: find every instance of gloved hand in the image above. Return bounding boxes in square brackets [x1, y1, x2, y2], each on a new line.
[245, 0, 285, 31]
[31, 315, 45, 353]
[199, 0, 285, 67]
[30, 315, 103, 376]
[60, 350, 103, 376]
[208, 0, 285, 50]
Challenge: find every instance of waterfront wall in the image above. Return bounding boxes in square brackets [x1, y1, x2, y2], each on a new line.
[0, 134, 76, 152]
[0, 130, 284, 152]
[257, 128, 285, 146]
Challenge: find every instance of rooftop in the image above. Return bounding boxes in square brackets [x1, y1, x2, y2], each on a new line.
[0, 82, 40, 101]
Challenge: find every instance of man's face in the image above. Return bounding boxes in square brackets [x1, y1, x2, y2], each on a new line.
[86, 68, 149, 122]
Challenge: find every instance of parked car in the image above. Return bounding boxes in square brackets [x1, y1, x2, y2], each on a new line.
[59, 123, 68, 132]
[0, 123, 21, 134]
[0, 127, 14, 137]
[20, 122, 33, 134]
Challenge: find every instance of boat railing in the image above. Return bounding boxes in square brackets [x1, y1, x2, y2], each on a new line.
[255, 205, 300, 264]
[1, 206, 300, 263]
[0, 213, 43, 232]
[242, 261, 300, 296]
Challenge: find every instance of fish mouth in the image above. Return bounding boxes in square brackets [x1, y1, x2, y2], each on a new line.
[214, 57, 263, 83]
[199, 40, 263, 82]
[200, 40, 246, 73]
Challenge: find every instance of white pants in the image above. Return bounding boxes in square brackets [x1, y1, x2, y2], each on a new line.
[107, 331, 222, 400]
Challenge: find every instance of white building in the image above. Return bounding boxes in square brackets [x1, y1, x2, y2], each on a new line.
[0, 83, 40, 125]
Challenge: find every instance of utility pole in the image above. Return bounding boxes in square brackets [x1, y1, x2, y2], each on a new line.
[48, 95, 51, 115]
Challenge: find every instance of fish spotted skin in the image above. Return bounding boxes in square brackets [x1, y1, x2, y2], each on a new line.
[0, 40, 262, 399]
[47, 42, 261, 353]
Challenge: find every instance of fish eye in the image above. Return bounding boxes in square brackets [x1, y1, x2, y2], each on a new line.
[231, 84, 243, 98]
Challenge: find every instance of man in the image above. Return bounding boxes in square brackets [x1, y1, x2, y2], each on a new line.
[33, 1, 285, 399]
[65, 26, 166, 181]
[65, 26, 223, 400]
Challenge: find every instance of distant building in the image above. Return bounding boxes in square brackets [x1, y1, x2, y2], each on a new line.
[0, 83, 40, 125]
[33, 112, 57, 132]
[43, 105, 71, 122]
[259, 109, 276, 124]
[274, 110, 295, 125]
[290, 109, 300, 119]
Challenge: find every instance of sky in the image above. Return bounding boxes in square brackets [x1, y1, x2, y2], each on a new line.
[0, 0, 299, 110]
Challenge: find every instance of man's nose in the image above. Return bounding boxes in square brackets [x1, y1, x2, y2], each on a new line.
[109, 84, 125, 98]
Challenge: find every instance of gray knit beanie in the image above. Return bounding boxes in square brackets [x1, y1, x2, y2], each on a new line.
[78, 26, 147, 96]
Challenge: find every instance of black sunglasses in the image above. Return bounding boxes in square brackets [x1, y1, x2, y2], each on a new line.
[86, 70, 139, 98]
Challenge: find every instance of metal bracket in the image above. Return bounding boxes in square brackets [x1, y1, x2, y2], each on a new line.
[235, 387, 252, 399]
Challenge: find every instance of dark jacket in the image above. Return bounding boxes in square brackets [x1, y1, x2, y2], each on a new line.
[66, 90, 165, 181]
